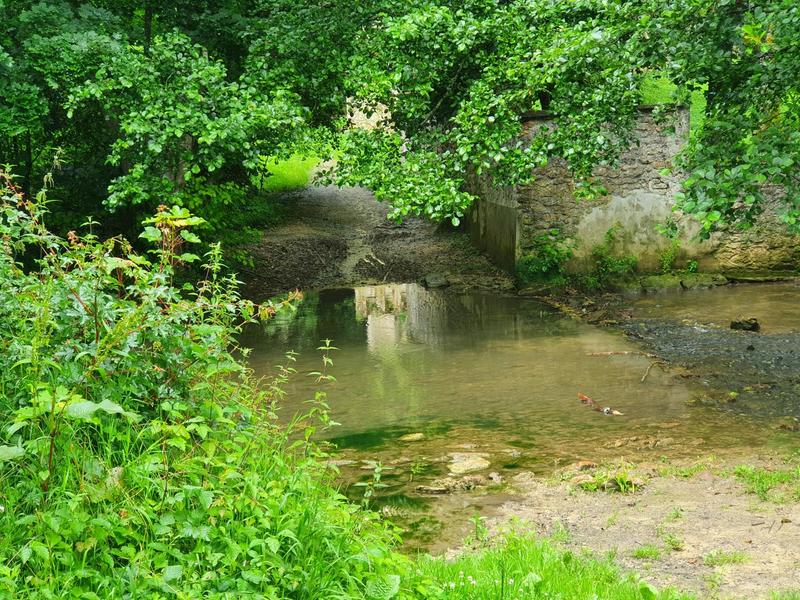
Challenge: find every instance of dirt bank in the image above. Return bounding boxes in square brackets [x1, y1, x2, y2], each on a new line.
[487, 457, 800, 600]
[241, 185, 513, 299]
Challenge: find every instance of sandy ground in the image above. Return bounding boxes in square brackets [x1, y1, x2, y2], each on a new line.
[484, 461, 800, 599]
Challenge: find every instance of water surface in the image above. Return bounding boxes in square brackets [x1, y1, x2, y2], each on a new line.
[243, 283, 797, 550]
[244, 284, 790, 462]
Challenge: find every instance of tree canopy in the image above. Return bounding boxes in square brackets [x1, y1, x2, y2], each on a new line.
[1, 0, 798, 242]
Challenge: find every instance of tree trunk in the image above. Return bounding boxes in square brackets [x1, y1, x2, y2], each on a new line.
[22, 131, 33, 198]
[144, 0, 154, 56]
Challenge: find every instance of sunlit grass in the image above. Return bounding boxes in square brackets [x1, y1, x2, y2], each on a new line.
[703, 550, 748, 567]
[631, 545, 662, 560]
[417, 533, 694, 599]
[640, 75, 707, 132]
[258, 155, 320, 192]
[733, 464, 800, 502]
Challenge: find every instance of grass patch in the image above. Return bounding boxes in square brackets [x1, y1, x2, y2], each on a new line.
[733, 464, 800, 502]
[631, 545, 662, 561]
[658, 457, 717, 479]
[417, 533, 693, 599]
[577, 468, 642, 494]
[258, 154, 319, 191]
[662, 534, 685, 552]
[703, 550, 748, 567]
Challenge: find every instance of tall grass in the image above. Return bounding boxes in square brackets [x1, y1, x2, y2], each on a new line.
[417, 533, 694, 600]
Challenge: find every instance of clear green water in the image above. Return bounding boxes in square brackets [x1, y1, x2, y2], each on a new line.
[629, 281, 800, 333]
[242, 284, 796, 550]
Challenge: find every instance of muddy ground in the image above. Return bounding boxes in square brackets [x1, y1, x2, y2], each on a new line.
[241, 185, 513, 300]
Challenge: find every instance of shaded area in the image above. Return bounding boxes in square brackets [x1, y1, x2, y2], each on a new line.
[241, 185, 513, 299]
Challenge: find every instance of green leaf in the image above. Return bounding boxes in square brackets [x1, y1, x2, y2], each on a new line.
[65, 400, 139, 421]
[139, 226, 163, 242]
[180, 230, 201, 244]
[163, 565, 183, 583]
[366, 574, 400, 600]
[0, 446, 25, 462]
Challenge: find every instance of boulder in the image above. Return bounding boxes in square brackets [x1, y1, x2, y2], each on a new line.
[415, 475, 487, 494]
[731, 317, 760, 332]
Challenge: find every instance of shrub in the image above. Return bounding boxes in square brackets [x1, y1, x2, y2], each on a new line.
[0, 170, 408, 598]
[574, 224, 637, 291]
[516, 230, 574, 284]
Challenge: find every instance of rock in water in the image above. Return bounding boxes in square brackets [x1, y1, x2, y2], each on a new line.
[398, 432, 425, 442]
[730, 317, 760, 331]
[422, 273, 450, 289]
[448, 452, 490, 474]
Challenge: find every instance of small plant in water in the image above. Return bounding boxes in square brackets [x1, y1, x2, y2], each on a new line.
[467, 514, 489, 546]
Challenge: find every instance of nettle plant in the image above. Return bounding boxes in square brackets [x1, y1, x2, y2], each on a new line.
[0, 170, 408, 598]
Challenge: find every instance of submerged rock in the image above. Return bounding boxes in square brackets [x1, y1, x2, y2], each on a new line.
[448, 452, 490, 475]
[731, 317, 760, 332]
[415, 474, 488, 494]
[399, 432, 425, 442]
[569, 460, 598, 471]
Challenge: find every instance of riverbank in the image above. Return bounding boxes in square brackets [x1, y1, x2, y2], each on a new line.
[486, 454, 800, 599]
[241, 187, 799, 597]
[242, 185, 513, 300]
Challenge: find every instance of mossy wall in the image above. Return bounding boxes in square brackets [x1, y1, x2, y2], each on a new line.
[467, 107, 800, 274]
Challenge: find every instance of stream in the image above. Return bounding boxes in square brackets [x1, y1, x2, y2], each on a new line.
[242, 283, 799, 551]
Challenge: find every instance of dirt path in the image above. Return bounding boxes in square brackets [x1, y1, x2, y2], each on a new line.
[486, 460, 800, 599]
[241, 185, 513, 299]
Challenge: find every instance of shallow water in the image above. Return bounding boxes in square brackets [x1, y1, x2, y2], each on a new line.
[629, 281, 800, 333]
[243, 283, 797, 550]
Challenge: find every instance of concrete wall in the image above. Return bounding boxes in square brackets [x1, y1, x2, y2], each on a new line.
[465, 171, 520, 272]
[467, 107, 799, 274]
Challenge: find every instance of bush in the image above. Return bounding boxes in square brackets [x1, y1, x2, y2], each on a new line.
[516, 230, 574, 285]
[0, 170, 408, 598]
[574, 224, 637, 291]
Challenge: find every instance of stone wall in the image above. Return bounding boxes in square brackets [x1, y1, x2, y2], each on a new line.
[467, 107, 800, 274]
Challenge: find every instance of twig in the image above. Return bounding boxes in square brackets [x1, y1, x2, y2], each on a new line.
[587, 350, 658, 359]
[641, 361, 657, 383]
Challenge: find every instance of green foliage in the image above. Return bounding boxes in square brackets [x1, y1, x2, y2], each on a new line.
[703, 550, 748, 567]
[516, 230, 574, 284]
[576, 468, 640, 494]
[0, 171, 409, 597]
[5, 0, 800, 249]
[417, 532, 693, 599]
[733, 464, 800, 502]
[68, 32, 307, 210]
[656, 218, 681, 274]
[574, 225, 637, 291]
[631, 545, 662, 561]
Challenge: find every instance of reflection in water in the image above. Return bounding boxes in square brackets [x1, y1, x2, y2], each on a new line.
[630, 281, 800, 333]
[242, 283, 790, 464]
